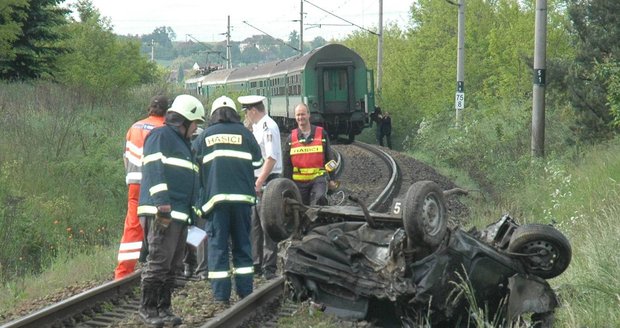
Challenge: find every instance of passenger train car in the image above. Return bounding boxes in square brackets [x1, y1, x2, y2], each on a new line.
[185, 43, 376, 141]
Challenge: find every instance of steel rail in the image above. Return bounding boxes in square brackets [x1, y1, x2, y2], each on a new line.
[352, 141, 400, 211]
[1, 271, 140, 328]
[200, 276, 285, 328]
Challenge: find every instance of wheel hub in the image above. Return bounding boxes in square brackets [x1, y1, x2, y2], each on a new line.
[422, 195, 441, 236]
[521, 241, 557, 270]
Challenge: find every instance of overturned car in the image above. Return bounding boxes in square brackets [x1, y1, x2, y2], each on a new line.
[261, 179, 572, 327]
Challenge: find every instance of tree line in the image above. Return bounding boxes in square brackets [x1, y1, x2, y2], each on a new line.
[1, 0, 619, 142]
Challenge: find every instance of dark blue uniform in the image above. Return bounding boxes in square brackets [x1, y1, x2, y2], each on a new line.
[137, 124, 199, 314]
[194, 121, 263, 302]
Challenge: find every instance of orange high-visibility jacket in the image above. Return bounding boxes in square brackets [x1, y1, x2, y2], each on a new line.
[124, 116, 165, 184]
[290, 126, 326, 182]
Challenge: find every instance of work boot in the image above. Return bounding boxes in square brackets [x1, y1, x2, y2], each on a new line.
[253, 264, 263, 277]
[158, 283, 182, 326]
[139, 285, 164, 327]
[183, 263, 194, 278]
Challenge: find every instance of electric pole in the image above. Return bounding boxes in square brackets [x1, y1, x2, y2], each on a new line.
[299, 0, 304, 55]
[531, 0, 547, 157]
[376, 0, 383, 103]
[455, 0, 465, 126]
[150, 39, 155, 61]
[226, 15, 232, 68]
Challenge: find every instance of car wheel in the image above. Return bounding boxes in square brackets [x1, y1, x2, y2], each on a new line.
[507, 224, 572, 279]
[260, 178, 302, 242]
[402, 180, 448, 250]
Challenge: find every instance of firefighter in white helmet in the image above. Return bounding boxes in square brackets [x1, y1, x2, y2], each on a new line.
[137, 94, 204, 327]
[193, 95, 263, 305]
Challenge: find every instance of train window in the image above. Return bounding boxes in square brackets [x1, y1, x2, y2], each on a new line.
[323, 73, 331, 91]
[339, 71, 347, 90]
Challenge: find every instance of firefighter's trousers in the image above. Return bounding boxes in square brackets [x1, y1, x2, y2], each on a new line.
[115, 184, 143, 280]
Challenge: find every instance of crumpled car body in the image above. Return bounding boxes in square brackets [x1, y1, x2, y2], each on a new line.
[262, 179, 571, 327]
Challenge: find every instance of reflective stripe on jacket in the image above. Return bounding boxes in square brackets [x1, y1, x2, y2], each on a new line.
[290, 127, 326, 182]
[124, 115, 165, 184]
[137, 125, 199, 224]
[194, 122, 263, 215]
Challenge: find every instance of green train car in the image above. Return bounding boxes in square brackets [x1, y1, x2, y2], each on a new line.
[185, 43, 375, 141]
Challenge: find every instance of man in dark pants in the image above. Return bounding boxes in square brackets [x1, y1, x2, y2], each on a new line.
[380, 111, 393, 149]
[137, 94, 204, 327]
[283, 103, 337, 206]
[194, 96, 263, 305]
[238, 95, 282, 280]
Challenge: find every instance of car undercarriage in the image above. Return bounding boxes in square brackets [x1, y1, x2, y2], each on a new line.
[262, 179, 572, 327]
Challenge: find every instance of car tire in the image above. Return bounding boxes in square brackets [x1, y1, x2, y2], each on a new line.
[402, 180, 448, 250]
[260, 178, 302, 242]
[507, 224, 572, 279]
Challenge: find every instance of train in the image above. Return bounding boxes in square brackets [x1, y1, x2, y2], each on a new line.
[185, 43, 376, 141]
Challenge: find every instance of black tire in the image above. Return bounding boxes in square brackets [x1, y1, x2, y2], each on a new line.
[402, 181, 448, 249]
[507, 224, 572, 279]
[260, 178, 302, 242]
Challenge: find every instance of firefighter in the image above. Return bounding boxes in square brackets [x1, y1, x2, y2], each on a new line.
[114, 95, 169, 280]
[183, 127, 208, 280]
[137, 94, 204, 327]
[238, 95, 282, 280]
[283, 103, 337, 206]
[194, 96, 263, 305]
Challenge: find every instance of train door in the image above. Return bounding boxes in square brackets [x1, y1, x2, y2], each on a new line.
[322, 68, 350, 113]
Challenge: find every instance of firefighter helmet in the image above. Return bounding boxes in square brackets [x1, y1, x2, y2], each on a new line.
[210, 96, 237, 114]
[169, 95, 205, 123]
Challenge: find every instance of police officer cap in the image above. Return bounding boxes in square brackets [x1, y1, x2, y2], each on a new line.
[238, 95, 266, 110]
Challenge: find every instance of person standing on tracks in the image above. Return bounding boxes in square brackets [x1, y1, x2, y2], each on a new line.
[182, 126, 209, 280]
[380, 111, 393, 149]
[114, 95, 169, 281]
[137, 94, 204, 327]
[239, 95, 282, 280]
[194, 96, 263, 305]
[283, 103, 337, 206]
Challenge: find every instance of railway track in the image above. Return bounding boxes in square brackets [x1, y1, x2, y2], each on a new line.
[1, 142, 401, 328]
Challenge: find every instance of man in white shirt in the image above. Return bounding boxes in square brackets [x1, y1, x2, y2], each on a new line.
[238, 95, 282, 280]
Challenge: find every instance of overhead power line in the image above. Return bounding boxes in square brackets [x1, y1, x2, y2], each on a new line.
[242, 20, 300, 52]
[303, 0, 379, 36]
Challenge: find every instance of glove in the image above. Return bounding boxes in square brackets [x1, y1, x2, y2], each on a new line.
[154, 210, 171, 233]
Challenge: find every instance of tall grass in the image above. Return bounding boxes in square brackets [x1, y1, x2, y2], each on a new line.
[0, 82, 178, 283]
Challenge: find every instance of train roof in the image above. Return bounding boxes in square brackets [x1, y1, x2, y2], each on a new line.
[191, 43, 365, 85]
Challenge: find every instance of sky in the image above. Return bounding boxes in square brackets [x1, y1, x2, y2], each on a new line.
[63, 0, 413, 43]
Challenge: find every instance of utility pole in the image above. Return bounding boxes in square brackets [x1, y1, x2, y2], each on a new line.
[376, 0, 383, 103]
[532, 0, 547, 157]
[299, 0, 304, 55]
[455, 0, 465, 127]
[150, 39, 155, 61]
[226, 15, 232, 68]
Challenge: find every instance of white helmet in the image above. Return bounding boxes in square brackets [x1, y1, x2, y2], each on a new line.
[169, 95, 205, 122]
[210, 96, 237, 115]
